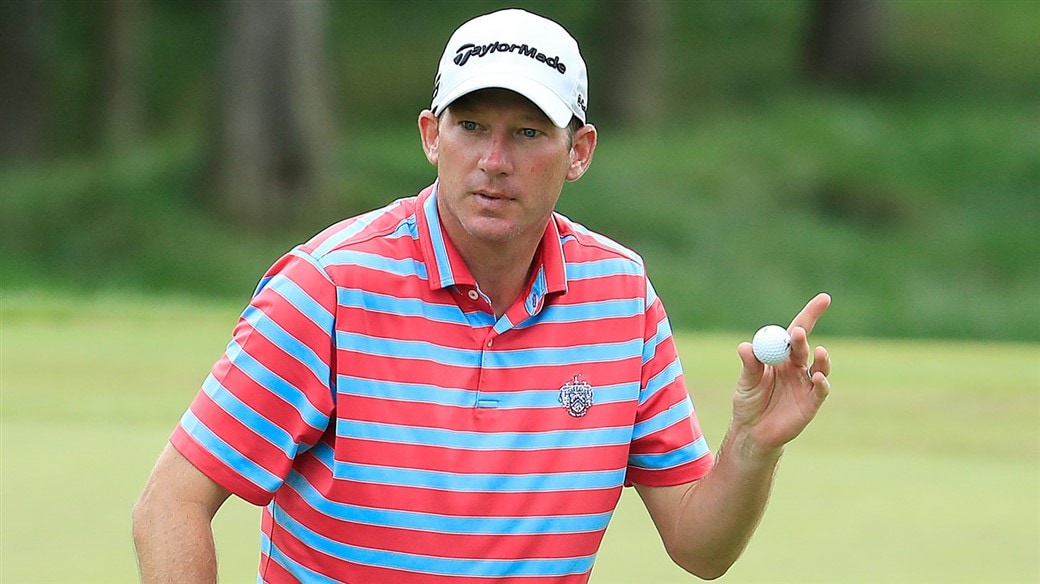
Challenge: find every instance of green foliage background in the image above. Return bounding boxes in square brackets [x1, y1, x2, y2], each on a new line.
[2, 0, 1038, 340]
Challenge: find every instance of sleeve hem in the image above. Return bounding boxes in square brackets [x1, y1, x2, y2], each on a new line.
[625, 453, 715, 488]
[170, 426, 274, 507]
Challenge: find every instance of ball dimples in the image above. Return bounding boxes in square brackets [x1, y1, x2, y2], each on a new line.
[753, 325, 791, 365]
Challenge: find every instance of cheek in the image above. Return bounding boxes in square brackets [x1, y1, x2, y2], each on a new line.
[528, 147, 572, 179]
[439, 141, 480, 171]
[432, 148, 467, 182]
[545, 155, 574, 185]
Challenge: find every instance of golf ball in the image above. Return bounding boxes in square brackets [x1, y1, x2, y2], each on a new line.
[752, 325, 791, 365]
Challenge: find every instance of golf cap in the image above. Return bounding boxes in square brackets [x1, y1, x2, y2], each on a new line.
[430, 9, 588, 128]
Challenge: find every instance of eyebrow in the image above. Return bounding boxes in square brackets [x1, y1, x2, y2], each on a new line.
[447, 97, 551, 126]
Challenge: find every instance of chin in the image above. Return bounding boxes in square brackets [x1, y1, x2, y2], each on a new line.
[462, 219, 523, 243]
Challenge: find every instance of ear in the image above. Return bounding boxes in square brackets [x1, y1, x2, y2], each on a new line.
[418, 110, 440, 166]
[566, 123, 597, 182]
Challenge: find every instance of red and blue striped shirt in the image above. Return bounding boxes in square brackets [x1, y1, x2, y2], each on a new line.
[172, 184, 714, 583]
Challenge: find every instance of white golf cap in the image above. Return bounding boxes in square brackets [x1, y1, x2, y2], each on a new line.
[430, 9, 588, 128]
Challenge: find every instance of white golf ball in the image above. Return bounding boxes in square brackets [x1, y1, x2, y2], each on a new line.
[752, 325, 791, 365]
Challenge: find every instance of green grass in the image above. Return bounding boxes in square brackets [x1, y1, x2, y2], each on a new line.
[2, 294, 1037, 582]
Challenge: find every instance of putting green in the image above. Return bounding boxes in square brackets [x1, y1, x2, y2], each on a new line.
[2, 295, 1036, 582]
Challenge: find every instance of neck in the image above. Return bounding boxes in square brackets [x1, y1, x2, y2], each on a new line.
[458, 239, 538, 319]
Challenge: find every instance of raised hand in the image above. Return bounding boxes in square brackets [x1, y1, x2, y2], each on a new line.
[731, 293, 833, 454]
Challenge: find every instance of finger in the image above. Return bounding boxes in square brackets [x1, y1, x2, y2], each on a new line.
[736, 341, 764, 389]
[788, 326, 811, 367]
[810, 346, 830, 378]
[788, 292, 831, 337]
[810, 369, 831, 404]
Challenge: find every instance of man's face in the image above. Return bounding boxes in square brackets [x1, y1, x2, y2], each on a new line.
[419, 89, 594, 252]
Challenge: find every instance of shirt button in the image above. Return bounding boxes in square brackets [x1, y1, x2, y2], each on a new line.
[487, 339, 493, 347]
[467, 290, 479, 300]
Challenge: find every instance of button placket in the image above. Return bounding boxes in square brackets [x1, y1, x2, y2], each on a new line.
[475, 330, 498, 408]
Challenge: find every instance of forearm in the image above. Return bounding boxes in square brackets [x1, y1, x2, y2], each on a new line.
[132, 443, 230, 583]
[640, 295, 832, 579]
[132, 498, 219, 583]
[663, 427, 784, 579]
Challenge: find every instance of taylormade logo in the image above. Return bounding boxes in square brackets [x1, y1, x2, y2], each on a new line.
[454, 42, 567, 74]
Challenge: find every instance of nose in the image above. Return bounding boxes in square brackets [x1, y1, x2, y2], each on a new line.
[478, 131, 512, 176]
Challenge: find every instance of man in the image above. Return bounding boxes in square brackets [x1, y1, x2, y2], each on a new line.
[133, 9, 832, 583]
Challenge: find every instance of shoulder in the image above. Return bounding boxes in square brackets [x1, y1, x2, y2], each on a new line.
[553, 211, 647, 275]
[252, 197, 421, 294]
[299, 196, 421, 261]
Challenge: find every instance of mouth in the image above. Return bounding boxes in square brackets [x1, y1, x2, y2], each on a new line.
[473, 190, 514, 204]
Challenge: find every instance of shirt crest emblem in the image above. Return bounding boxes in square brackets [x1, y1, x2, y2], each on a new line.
[558, 374, 594, 418]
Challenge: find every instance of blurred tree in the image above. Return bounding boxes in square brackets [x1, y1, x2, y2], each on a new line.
[103, 0, 145, 151]
[804, 0, 886, 85]
[215, 0, 338, 230]
[1, 0, 50, 162]
[587, 0, 668, 128]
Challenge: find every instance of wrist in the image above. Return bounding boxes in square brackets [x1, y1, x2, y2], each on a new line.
[720, 425, 784, 471]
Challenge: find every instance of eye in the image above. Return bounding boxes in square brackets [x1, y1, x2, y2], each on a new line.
[520, 128, 540, 139]
[460, 120, 478, 131]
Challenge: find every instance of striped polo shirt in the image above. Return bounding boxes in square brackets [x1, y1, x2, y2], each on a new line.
[171, 184, 714, 583]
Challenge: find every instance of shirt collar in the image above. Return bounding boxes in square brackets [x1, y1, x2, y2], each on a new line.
[415, 183, 568, 299]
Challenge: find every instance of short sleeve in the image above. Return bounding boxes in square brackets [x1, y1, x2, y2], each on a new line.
[625, 280, 714, 487]
[171, 247, 337, 505]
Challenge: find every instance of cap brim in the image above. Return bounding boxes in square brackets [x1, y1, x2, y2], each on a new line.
[433, 72, 574, 128]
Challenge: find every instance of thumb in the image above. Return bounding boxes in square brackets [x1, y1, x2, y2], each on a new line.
[736, 341, 764, 391]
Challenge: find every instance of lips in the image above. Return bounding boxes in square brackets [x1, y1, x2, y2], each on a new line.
[474, 189, 511, 201]
[472, 189, 516, 208]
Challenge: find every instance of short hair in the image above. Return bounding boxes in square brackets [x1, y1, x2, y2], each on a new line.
[565, 116, 584, 148]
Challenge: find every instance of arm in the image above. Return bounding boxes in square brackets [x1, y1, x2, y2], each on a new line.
[130, 248, 337, 582]
[637, 293, 833, 579]
[132, 443, 232, 583]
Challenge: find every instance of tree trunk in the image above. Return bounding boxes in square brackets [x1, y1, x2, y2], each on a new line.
[804, 0, 886, 85]
[590, 0, 669, 128]
[0, 0, 50, 162]
[216, 0, 337, 230]
[103, 0, 145, 152]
